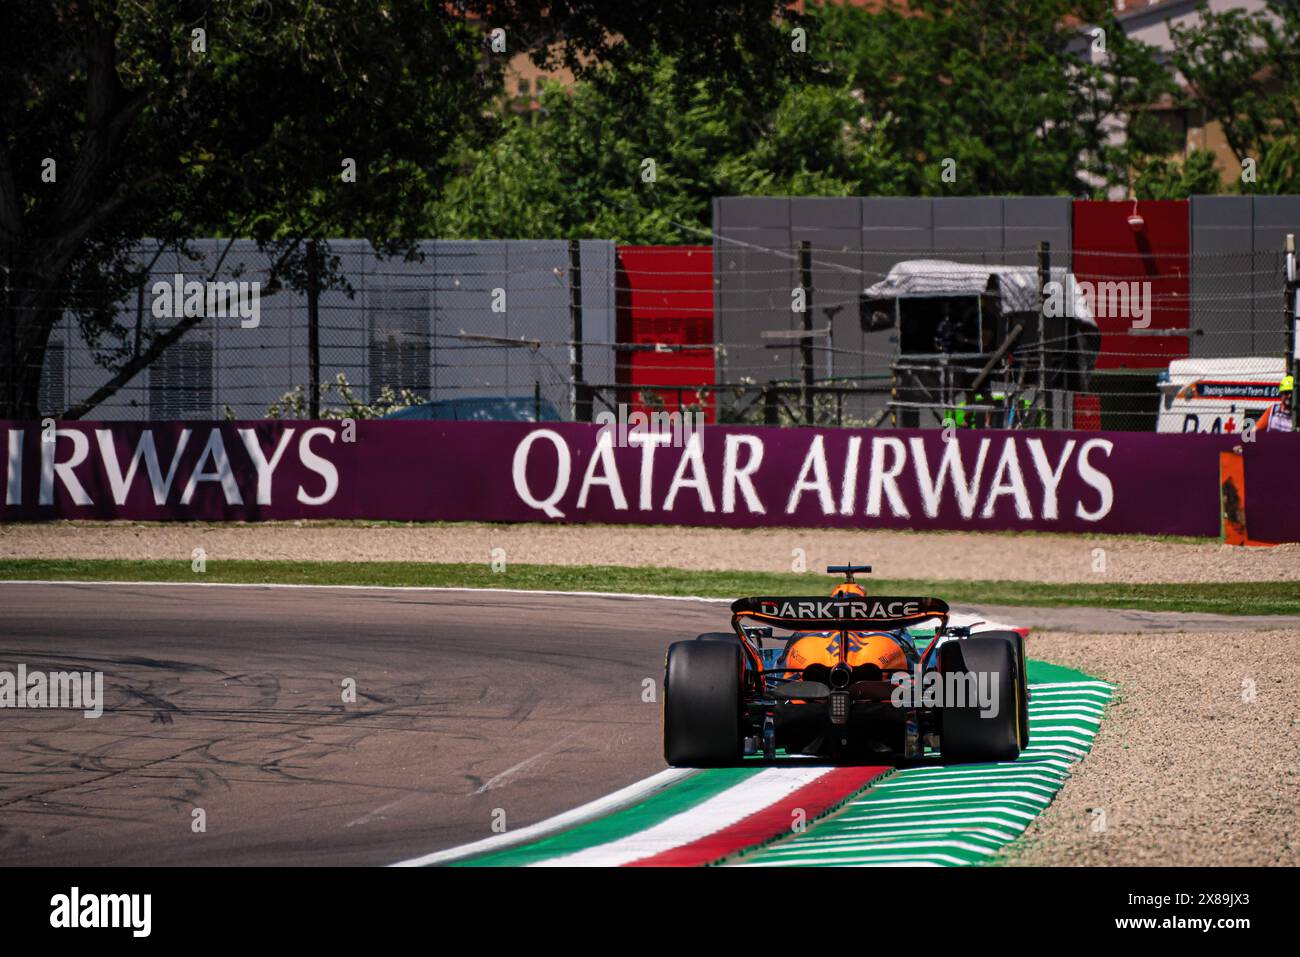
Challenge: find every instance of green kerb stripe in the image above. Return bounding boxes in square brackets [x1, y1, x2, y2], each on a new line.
[732, 659, 1113, 867]
[453, 766, 762, 867]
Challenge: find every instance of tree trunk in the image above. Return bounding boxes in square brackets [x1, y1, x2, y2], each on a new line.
[2, 279, 59, 420]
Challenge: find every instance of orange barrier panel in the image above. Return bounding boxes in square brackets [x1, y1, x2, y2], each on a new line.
[1220, 447, 1280, 547]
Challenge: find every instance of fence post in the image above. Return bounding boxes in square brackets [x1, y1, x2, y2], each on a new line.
[306, 239, 321, 419]
[1037, 241, 1050, 428]
[569, 239, 589, 422]
[3, 248, 11, 417]
[1287, 234, 1298, 430]
[799, 240, 814, 426]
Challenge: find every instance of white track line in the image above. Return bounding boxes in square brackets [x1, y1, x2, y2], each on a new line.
[788, 826, 1018, 844]
[760, 837, 1000, 858]
[0, 579, 734, 603]
[740, 852, 966, 867]
[389, 767, 696, 867]
[841, 822, 1021, 841]
[840, 807, 1038, 824]
[873, 772, 1063, 787]
[870, 781, 1059, 797]
[0, 580, 1021, 630]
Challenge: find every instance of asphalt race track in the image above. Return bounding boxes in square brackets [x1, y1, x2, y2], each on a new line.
[0, 583, 719, 866]
[5, 582, 1296, 867]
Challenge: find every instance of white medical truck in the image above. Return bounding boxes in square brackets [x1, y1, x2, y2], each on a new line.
[1155, 357, 1287, 434]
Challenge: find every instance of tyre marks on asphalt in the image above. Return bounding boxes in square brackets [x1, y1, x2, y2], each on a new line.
[473, 729, 585, 794]
[0, 581, 1114, 867]
[1, 583, 698, 865]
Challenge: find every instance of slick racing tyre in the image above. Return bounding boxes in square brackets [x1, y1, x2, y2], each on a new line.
[664, 639, 743, 767]
[695, 632, 740, 642]
[968, 630, 1030, 750]
[938, 635, 1024, 763]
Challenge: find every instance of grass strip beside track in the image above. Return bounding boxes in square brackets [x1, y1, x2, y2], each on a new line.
[1, 559, 1298, 616]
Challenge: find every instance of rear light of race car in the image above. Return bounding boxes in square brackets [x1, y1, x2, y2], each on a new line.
[829, 690, 850, 725]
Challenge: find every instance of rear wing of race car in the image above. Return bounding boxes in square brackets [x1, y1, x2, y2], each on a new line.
[730, 595, 949, 631]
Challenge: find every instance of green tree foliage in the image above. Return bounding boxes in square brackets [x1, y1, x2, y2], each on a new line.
[1134, 150, 1223, 200]
[1, 0, 795, 417]
[433, 1, 1184, 241]
[432, 50, 902, 243]
[818, 0, 1180, 197]
[3, 0, 489, 417]
[1170, 1, 1300, 194]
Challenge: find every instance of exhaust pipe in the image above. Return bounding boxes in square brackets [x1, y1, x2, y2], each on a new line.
[829, 663, 853, 690]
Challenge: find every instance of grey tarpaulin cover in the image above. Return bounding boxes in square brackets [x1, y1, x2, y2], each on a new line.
[863, 259, 1096, 326]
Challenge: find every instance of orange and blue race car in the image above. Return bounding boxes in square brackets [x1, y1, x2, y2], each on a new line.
[663, 564, 1029, 766]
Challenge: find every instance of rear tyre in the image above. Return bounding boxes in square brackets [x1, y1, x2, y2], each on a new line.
[939, 636, 1023, 764]
[664, 640, 743, 767]
[695, 632, 739, 642]
[970, 630, 1030, 750]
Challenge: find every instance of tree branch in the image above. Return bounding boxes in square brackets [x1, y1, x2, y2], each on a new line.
[61, 233, 254, 420]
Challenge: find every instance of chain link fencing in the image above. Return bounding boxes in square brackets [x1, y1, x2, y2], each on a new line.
[22, 233, 1298, 433]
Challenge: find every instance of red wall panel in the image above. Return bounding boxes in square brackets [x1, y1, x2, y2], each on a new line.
[1071, 199, 1190, 371]
[615, 245, 715, 421]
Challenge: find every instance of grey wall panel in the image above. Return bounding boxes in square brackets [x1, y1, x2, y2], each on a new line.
[214, 240, 298, 419]
[713, 198, 799, 384]
[791, 217, 863, 382]
[318, 239, 370, 405]
[1190, 196, 1256, 358]
[790, 197, 861, 231]
[1190, 195, 1299, 362]
[716, 196, 792, 229]
[431, 240, 504, 401]
[725, 234, 800, 382]
[429, 240, 569, 413]
[47, 238, 617, 420]
[1252, 197, 1300, 360]
[507, 241, 569, 410]
[933, 197, 1003, 264]
[861, 197, 933, 260]
[1250, 194, 1300, 241]
[1003, 197, 1072, 265]
[579, 240, 617, 404]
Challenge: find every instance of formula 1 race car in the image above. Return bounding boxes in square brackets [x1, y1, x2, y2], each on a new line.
[663, 565, 1029, 766]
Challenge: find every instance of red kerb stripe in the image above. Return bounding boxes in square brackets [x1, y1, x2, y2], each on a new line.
[625, 766, 889, 868]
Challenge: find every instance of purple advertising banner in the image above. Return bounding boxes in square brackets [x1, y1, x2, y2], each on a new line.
[2, 419, 1291, 538]
[1243, 436, 1300, 543]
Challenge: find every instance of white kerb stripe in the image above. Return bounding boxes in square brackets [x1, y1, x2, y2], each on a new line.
[531, 766, 834, 867]
[390, 767, 695, 866]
